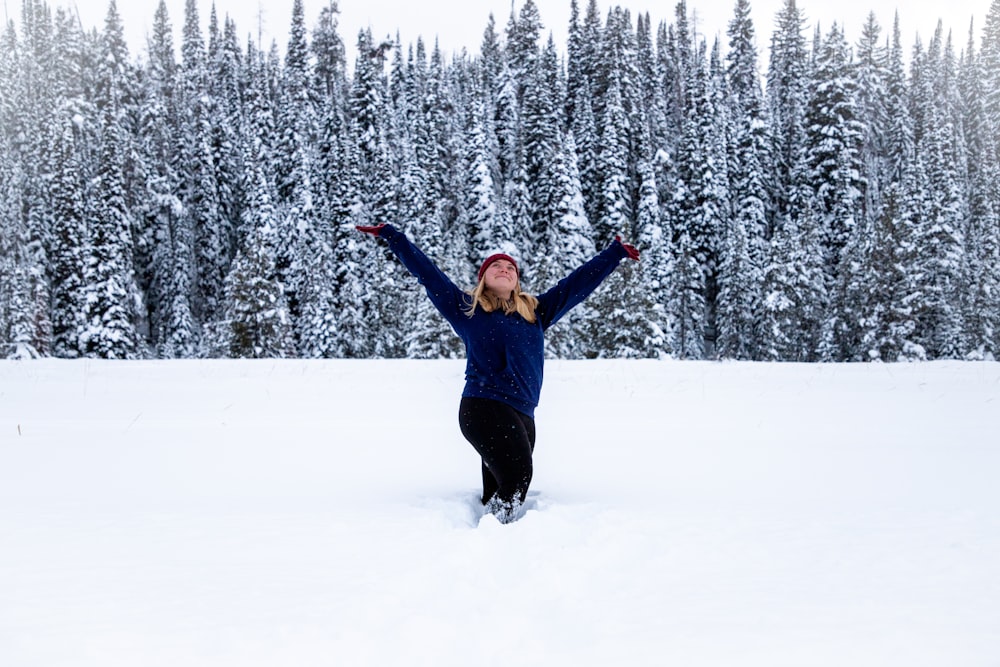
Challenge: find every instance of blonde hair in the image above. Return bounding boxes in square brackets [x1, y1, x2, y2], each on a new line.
[465, 279, 539, 323]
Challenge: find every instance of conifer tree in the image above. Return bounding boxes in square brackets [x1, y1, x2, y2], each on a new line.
[655, 9, 688, 162]
[400, 166, 461, 359]
[597, 74, 631, 244]
[673, 41, 728, 356]
[625, 158, 669, 357]
[175, 0, 224, 336]
[49, 118, 87, 357]
[321, 121, 367, 359]
[982, 0, 1000, 133]
[348, 30, 407, 357]
[0, 143, 28, 357]
[853, 12, 890, 226]
[865, 159, 925, 361]
[81, 0, 141, 359]
[277, 0, 326, 355]
[3, 253, 48, 358]
[959, 25, 1000, 358]
[565, 0, 585, 126]
[136, 0, 195, 357]
[209, 15, 244, 265]
[805, 23, 864, 277]
[387, 48, 430, 233]
[721, 0, 770, 357]
[383, 48, 449, 360]
[821, 214, 874, 362]
[464, 101, 499, 265]
[1, 137, 45, 358]
[586, 259, 657, 358]
[493, 60, 521, 190]
[388, 36, 410, 118]
[760, 205, 828, 361]
[275, 0, 315, 203]
[294, 221, 340, 358]
[571, 0, 604, 223]
[506, 0, 543, 106]
[424, 43, 465, 254]
[0, 20, 18, 142]
[666, 226, 705, 359]
[10, 1, 59, 357]
[861, 14, 924, 361]
[313, 0, 347, 101]
[537, 132, 598, 358]
[313, 18, 350, 333]
[351, 29, 396, 220]
[635, 12, 665, 155]
[51, 6, 92, 115]
[421, 40, 451, 205]
[636, 159, 673, 355]
[221, 127, 293, 359]
[911, 26, 967, 358]
[767, 0, 810, 221]
[500, 166, 534, 260]
[224, 221, 293, 358]
[84, 109, 140, 359]
[579, 0, 604, 96]
[479, 13, 502, 96]
[157, 217, 197, 358]
[884, 14, 911, 186]
[16, 163, 52, 357]
[523, 35, 564, 260]
[571, 78, 600, 228]
[599, 6, 643, 146]
[716, 209, 759, 359]
[586, 137, 657, 358]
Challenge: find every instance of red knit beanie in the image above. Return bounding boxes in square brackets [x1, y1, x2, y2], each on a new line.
[477, 253, 519, 282]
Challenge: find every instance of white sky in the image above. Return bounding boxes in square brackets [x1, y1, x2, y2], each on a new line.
[39, 0, 994, 62]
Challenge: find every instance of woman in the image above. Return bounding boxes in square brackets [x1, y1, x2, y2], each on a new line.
[356, 223, 639, 523]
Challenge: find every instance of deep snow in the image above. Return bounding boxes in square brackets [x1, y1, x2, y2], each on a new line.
[1, 359, 999, 666]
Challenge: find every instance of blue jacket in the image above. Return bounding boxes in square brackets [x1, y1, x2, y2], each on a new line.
[381, 224, 629, 417]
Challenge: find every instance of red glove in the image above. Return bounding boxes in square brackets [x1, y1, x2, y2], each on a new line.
[356, 224, 386, 237]
[616, 235, 640, 261]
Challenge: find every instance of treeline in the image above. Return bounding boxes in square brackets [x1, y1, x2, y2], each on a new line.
[1, 0, 999, 361]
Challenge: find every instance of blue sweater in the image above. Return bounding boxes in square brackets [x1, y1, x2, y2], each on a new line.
[381, 224, 629, 417]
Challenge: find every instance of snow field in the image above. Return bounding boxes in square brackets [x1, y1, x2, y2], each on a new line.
[1, 359, 999, 666]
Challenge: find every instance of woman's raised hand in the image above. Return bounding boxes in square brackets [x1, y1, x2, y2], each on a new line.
[356, 224, 386, 237]
[615, 235, 640, 261]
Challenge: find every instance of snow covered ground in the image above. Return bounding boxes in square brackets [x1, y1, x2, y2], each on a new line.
[1, 358, 999, 666]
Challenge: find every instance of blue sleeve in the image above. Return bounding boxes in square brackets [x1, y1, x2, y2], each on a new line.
[536, 240, 629, 330]
[380, 224, 470, 329]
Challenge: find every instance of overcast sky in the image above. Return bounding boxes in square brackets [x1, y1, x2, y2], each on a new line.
[42, 0, 993, 61]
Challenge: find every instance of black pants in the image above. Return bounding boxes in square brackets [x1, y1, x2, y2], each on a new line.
[458, 397, 536, 506]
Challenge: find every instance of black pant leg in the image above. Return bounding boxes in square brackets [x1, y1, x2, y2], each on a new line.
[458, 397, 535, 506]
[481, 461, 499, 504]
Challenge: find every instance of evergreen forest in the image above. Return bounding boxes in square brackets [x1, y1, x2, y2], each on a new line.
[2, 0, 999, 361]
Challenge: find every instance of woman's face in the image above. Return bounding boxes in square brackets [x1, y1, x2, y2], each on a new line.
[483, 259, 518, 298]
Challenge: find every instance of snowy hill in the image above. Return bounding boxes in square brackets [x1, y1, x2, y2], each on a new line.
[2, 359, 999, 666]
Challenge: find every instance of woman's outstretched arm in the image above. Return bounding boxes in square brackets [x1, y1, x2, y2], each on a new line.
[356, 224, 469, 328]
[535, 236, 639, 330]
